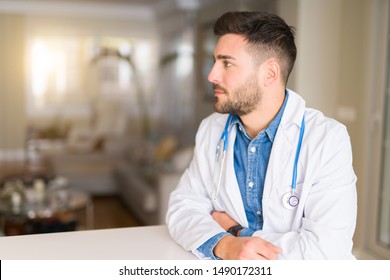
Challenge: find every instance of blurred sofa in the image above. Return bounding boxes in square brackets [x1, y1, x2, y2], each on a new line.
[45, 136, 193, 226]
[113, 146, 193, 225]
[30, 100, 196, 226]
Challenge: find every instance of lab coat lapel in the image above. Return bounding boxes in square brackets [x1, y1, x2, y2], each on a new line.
[263, 90, 306, 198]
[263, 127, 294, 198]
[224, 125, 248, 227]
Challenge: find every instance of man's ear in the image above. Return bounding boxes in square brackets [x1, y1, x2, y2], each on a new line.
[262, 59, 280, 87]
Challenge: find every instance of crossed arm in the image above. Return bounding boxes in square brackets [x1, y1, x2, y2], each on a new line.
[211, 211, 281, 260]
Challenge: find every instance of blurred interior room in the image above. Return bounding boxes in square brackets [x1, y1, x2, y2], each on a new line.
[0, 0, 389, 259]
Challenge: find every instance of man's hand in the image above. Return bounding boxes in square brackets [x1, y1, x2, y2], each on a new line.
[211, 211, 282, 260]
[214, 235, 282, 260]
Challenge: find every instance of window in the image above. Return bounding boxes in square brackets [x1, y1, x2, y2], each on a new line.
[379, 92, 390, 248]
[377, 20, 390, 253]
[27, 36, 87, 116]
[26, 35, 155, 118]
[365, 1, 390, 259]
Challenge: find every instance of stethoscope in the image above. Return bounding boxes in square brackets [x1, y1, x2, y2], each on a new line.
[212, 114, 305, 210]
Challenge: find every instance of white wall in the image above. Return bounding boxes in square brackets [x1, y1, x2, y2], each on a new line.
[295, 0, 342, 117]
[0, 14, 26, 161]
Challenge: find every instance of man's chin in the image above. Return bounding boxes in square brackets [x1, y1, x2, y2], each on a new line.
[213, 102, 224, 114]
[214, 99, 235, 114]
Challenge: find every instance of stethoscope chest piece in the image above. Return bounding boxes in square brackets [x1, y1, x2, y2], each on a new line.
[283, 191, 300, 210]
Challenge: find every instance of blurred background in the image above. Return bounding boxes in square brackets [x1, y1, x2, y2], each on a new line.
[0, 0, 389, 259]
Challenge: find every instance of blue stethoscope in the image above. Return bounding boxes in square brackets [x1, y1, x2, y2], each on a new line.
[212, 114, 305, 210]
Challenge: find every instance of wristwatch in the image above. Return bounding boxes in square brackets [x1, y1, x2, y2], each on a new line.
[227, 224, 243, 236]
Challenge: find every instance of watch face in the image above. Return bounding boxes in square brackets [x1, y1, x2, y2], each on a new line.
[227, 225, 243, 236]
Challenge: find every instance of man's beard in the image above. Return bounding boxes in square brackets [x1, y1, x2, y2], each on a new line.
[214, 76, 261, 116]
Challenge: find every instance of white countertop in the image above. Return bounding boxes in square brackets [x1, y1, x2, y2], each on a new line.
[0, 225, 197, 260]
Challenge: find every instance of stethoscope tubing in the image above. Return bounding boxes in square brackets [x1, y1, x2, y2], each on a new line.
[212, 115, 233, 201]
[213, 113, 305, 205]
[291, 115, 305, 193]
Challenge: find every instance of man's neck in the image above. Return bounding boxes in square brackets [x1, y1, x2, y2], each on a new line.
[239, 89, 286, 139]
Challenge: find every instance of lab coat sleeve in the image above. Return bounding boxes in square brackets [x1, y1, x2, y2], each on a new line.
[166, 116, 226, 258]
[254, 125, 357, 259]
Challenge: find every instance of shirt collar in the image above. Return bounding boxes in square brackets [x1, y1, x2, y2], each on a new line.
[230, 90, 289, 143]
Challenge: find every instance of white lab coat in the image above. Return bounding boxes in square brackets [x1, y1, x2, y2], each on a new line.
[166, 89, 357, 260]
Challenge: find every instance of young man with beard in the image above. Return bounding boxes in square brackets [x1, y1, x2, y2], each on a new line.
[166, 11, 357, 260]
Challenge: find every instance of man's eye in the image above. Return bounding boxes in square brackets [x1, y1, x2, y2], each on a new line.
[224, 61, 232, 68]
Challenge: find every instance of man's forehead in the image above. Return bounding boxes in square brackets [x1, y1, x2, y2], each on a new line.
[213, 34, 250, 59]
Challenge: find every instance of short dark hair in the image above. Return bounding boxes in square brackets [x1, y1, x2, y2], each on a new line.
[213, 11, 297, 85]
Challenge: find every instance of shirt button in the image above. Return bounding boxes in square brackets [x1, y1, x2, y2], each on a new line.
[256, 210, 262, 216]
[250, 146, 256, 153]
[248, 181, 254, 188]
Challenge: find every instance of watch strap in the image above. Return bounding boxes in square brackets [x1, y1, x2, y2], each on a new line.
[227, 224, 243, 236]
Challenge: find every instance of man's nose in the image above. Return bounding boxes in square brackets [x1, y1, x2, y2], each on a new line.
[208, 64, 220, 84]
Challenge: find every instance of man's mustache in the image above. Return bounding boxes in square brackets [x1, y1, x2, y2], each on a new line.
[213, 84, 227, 92]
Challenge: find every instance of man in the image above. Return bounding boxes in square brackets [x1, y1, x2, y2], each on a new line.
[166, 11, 357, 260]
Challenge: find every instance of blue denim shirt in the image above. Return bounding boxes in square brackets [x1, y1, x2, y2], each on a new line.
[197, 92, 289, 259]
